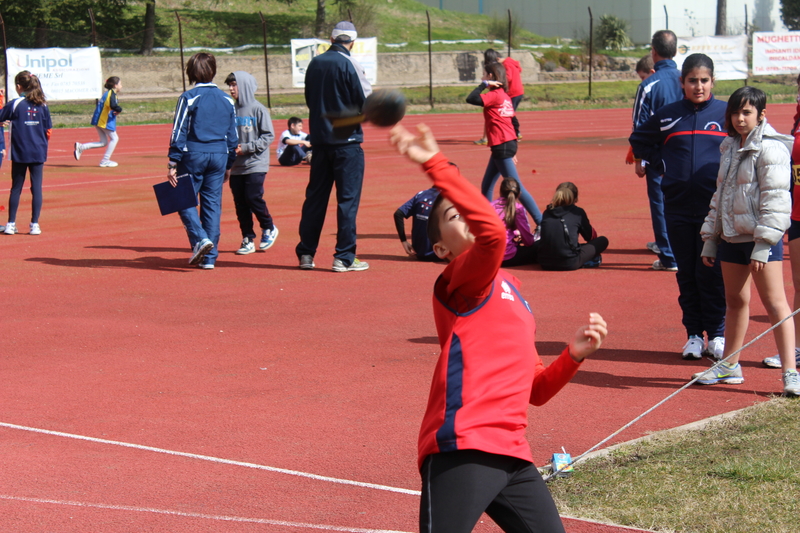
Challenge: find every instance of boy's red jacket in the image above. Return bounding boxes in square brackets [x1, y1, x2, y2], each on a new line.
[417, 153, 581, 469]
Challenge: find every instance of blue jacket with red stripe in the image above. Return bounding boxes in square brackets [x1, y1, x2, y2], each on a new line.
[629, 96, 727, 220]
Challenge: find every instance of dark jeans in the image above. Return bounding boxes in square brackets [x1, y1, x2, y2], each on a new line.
[278, 145, 308, 167]
[296, 143, 364, 265]
[664, 214, 726, 338]
[228, 172, 274, 240]
[420, 450, 565, 533]
[647, 168, 676, 268]
[9, 162, 44, 223]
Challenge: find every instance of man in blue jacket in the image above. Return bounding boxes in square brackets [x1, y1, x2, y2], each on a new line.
[631, 30, 682, 272]
[296, 21, 373, 272]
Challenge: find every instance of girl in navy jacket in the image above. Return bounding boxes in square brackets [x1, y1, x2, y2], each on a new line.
[74, 76, 123, 167]
[0, 71, 51, 236]
[629, 54, 727, 361]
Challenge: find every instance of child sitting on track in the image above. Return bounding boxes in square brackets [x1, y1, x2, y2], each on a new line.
[393, 186, 440, 261]
[492, 177, 538, 267]
[389, 122, 607, 533]
[277, 117, 312, 166]
[536, 182, 608, 271]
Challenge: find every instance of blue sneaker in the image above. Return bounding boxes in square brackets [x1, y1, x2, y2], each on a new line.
[693, 363, 744, 385]
[260, 226, 279, 250]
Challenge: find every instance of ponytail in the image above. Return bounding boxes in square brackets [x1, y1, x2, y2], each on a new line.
[499, 178, 520, 230]
[15, 71, 46, 105]
[548, 182, 579, 209]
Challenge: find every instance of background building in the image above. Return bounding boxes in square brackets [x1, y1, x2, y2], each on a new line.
[416, 0, 787, 44]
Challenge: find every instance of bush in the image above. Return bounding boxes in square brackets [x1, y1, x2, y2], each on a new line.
[595, 14, 632, 51]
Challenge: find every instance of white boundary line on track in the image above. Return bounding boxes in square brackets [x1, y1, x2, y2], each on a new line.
[0, 495, 413, 533]
[0, 174, 160, 194]
[0, 422, 421, 496]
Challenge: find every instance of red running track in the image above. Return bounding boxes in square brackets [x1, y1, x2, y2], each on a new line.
[1, 105, 796, 533]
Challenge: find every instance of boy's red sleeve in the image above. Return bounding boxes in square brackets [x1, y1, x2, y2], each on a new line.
[422, 153, 505, 300]
[529, 348, 582, 406]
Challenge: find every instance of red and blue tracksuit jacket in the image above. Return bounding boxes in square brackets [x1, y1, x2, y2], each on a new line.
[629, 96, 728, 221]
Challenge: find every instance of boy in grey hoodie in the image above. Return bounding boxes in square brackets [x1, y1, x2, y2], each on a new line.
[224, 71, 278, 255]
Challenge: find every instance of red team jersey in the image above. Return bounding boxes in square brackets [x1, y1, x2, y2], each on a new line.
[417, 153, 581, 469]
[481, 89, 517, 147]
[503, 57, 523, 98]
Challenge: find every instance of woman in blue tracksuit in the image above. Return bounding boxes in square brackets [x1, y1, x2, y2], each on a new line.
[167, 53, 238, 269]
[630, 54, 727, 361]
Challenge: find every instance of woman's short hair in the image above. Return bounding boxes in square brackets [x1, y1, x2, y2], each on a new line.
[186, 53, 217, 85]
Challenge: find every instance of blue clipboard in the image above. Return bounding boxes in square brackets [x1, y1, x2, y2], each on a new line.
[153, 175, 198, 216]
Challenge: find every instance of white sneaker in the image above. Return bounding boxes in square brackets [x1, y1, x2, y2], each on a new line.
[3, 222, 17, 235]
[236, 238, 255, 255]
[646, 241, 661, 254]
[705, 336, 725, 360]
[783, 370, 800, 396]
[189, 238, 213, 265]
[682, 336, 705, 360]
[652, 259, 678, 271]
[99, 160, 118, 168]
[763, 348, 800, 369]
[29, 223, 41, 235]
[74, 142, 83, 161]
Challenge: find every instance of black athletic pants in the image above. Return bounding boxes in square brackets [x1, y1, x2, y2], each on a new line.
[420, 450, 565, 533]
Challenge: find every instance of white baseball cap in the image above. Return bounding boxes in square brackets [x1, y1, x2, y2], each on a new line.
[332, 21, 357, 42]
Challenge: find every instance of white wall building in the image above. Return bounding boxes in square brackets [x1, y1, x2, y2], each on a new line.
[417, 0, 786, 44]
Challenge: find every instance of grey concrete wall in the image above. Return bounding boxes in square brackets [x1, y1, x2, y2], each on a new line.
[95, 50, 540, 97]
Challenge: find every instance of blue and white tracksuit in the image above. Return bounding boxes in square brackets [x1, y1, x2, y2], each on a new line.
[630, 96, 727, 339]
[632, 59, 683, 269]
[169, 82, 238, 265]
[80, 88, 122, 163]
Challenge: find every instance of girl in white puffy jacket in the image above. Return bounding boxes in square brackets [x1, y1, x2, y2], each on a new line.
[698, 86, 799, 396]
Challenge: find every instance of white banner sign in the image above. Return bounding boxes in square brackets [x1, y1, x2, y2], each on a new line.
[291, 38, 377, 88]
[6, 47, 103, 101]
[675, 35, 748, 80]
[752, 31, 800, 75]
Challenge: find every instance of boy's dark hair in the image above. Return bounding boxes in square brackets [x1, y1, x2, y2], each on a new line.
[483, 48, 501, 65]
[651, 30, 677, 59]
[427, 193, 448, 247]
[288, 116, 303, 127]
[224, 72, 236, 86]
[725, 86, 767, 136]
[105, 76, 120, 90]
[681, 53, 714, 79]
[635, 54, 654, 74]
[15, 70, 46, 105]
[485, 62, 508, 92]
[186, 53, 217, 84]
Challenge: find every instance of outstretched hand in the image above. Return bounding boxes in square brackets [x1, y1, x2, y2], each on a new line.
[568, 313, 608, 362]
[390, 123, 440, 164]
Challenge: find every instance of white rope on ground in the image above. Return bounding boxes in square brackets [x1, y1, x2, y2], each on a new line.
[543, 306, 800, 482]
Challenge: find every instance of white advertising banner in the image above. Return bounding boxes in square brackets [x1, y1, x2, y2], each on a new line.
[675, 35, 748, 80]
[291, 37, 377, 88]
[6, 47, 103, 101]
[752, 31, 800, 75]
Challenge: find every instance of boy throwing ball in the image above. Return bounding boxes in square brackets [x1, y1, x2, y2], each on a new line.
[389, 123, 607, 533]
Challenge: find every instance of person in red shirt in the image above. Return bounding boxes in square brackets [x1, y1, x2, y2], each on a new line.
[475, 49, 524, 144]
[389, 122, 607, 533]
[467, 62, 542, 226]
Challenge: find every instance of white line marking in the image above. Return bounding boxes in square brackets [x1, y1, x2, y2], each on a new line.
[0, 175, 161, 194]
[0, 495, 413, 533]
[0, 422, 421, 496]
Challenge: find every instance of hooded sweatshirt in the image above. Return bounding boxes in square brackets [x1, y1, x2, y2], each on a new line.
[230, 71, 274, 175]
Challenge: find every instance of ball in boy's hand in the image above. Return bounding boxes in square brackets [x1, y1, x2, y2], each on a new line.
[363, 89, 406, 127]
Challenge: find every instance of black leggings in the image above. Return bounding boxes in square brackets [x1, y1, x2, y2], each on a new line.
[420, 450, 565, 533]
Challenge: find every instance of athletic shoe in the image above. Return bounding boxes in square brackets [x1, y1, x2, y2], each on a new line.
[533, 227, 541, 242]
[260, 227, 279, 250]
[694, 362, 744, 385]
[762, 348, 800, 369]
[682, 335, 705, 360]
[199, 263, 215, 270]
[473, 138, 488, 145]
[652, 259, 677, 271]
[189, 238, 213, 265]
[583, 255, 602, 268]
[332, 258, 369, 272]
[704, 336, 725, 360]
[74, 142, 83, 161]
[783, 370, 800, 396]
[29, 223, 41, 235]
[303, 151, 312, 164]
[99, 160, 118, 168]
[236, 237, 255, 255]
[3, 222, 17, 235]
[646, 241, 661, 254]
[299, 255, 315, 270]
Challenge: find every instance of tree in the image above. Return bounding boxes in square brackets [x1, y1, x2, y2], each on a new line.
[140, 1, 156, 56]
[715, 0, 727, 35]
[595, 15, 631, 52]
[315, 0, 326, 38]
[782, 0, 800, 30]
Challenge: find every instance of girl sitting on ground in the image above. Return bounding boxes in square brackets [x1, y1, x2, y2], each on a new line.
[491, 177, 538, 267]
[536, 182, 607, 271]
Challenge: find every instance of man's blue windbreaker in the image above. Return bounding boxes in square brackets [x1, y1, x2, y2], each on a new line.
[629, 96, 728, 219]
